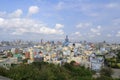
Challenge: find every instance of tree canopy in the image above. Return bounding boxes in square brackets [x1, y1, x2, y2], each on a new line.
[0, 61, 116, 80]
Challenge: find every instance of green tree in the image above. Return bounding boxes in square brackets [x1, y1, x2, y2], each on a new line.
[100, 67, 113, 77]
[0, 67, 8, 76]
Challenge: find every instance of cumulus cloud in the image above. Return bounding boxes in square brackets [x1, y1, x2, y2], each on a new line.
[75, 32, 80, 35]
[55, 24, 64, 29]
[0, 18, 4, 25]
[0, 9, 23, 18]
[9, 9, 23, 18]
[89, 25, 101, 37]
[90, 25, 101, 33]
[72, 31, 82, 37]
[76, 23, 92, 28]
[28, 6, 39, 15]
[97, 25, 101, 29]
[90, 28, 98, 33]
[70, 31, 83, 41]
[0, 6, 65, 37]
[0, 18, 64, 35]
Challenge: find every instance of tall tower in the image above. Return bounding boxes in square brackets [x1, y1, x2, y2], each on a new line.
[65, 35, 69, 42]
[63, 35, 69, 46]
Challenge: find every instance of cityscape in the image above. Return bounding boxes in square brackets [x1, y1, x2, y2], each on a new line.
[0, 0, 120, 80]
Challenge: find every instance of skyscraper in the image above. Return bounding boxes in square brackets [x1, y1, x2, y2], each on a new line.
[65, 35, 69, 42]
[63, 35, 69, 46]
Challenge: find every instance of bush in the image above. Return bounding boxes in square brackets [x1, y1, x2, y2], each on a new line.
[0, 62, 94, 80]
[0, 67, 8, 76]
[100, 67, 113, 77]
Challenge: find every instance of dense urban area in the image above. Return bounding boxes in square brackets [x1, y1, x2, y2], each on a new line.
[0, 0, 120, 79]
[0, 36, 120, 80]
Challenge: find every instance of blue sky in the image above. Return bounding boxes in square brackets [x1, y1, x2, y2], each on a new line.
[0, 0, 120, 42]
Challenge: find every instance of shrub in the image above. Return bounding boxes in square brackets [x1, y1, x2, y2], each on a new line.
[100, 67, 113, 77]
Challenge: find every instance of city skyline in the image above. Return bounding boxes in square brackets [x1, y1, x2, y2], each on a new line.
[0, 0, 120, 42]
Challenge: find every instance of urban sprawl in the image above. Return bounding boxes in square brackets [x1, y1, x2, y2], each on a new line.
[0, 36, 120, 74]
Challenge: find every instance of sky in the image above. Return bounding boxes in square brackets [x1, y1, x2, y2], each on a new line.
[0, 0, 120, 42]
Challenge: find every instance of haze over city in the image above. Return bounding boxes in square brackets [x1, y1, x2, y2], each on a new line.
[0, 0, 120, 42]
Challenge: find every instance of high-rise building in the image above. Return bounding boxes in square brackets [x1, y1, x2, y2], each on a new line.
[63, 35, 69, 46]
[65, 35, 69, 42]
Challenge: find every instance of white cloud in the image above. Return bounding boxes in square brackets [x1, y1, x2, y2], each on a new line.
[75, 32, 80, 35]
[0, 18, 4, 25]
[76, 23, 92, 28]
[89, 25, 101, 37]
[97, 25, 101, 29]
[0, 8, 64, 36]
[90, 25, 101, 33]
[38, 27, 64, 35]
[9, 9, 23, 18]
[55, 24, 64, 29]
[90, 28, 98, 33]
[72, 31, 82, 37]
[0, 18, 64, 35]
[116, 31, 120, 37]
[28, 6, 39, 15]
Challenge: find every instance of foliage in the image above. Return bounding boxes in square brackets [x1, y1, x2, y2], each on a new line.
[0, 61, 116, 80]
[0, 61, 94, 80]
[100, 67, 113, 77]
[22, 58, 28, 63]
[70, 60, 76, 65]
[0, 67, 8, 76]
[63, 62, 92, 80]
[105, 49, 120, 68]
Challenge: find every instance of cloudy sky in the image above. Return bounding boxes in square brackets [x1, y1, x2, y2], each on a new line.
[0, 0, 120, 42]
